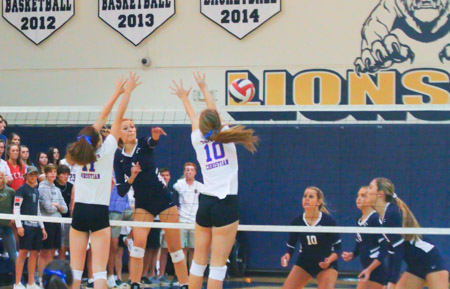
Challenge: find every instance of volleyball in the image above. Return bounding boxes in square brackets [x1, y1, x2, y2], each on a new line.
[229, 78, 255, 103]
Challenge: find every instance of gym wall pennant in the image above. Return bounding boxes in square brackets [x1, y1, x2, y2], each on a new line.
[2, 0, 75, 45]
[99, 0, 175, 46]
[201, 0, 281, 39]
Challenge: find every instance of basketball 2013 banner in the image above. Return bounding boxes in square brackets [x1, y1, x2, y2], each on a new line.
[2, 0, 74, 45]
[99, 0, 175, 46]
[201, 0, 281, 39]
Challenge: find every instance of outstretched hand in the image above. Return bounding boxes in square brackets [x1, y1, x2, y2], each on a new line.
[114, 75, 127, 96]
[193, 71, 207, 90]
[170, 79, 192, 100]
[124, 72, 142, 94]
[152, 127, 167, 140]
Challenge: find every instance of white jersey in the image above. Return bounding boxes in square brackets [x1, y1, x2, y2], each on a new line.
[74, 135, 117, 206]
[174, 178, 203, 223]
[191, 127, 238, 199]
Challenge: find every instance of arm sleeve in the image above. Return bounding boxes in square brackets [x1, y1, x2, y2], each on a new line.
[352, 237, 361, 257]
[387, 242, 404, 283]
[145, 136, 159, 148]
[13, 195, 23, 228]
[37, 203, 44, 229]
[114, 155, 131, 198]
[376, 236, 388, 262]
[329, 216, 342, 254]
[285, 216, 301, 256]
[383, 207, 404, 283]
[39, 185, 57, 214]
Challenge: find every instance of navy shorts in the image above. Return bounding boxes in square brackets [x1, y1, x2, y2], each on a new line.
[296, 257, 338, 278]
[135, 188, 175, 217]
[72, 203, 109, 232]
[19, 225, 43, 251]
[42, 222, 61, 249]
[146, 223, 161, 249]
[405, 247, 447, 279]
[196, 194, 239, 228]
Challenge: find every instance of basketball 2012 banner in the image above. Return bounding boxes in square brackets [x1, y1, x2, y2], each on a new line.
[201, 0, 281, 39]
[99, 0, 175, 46]
[2, 0, 74, 45]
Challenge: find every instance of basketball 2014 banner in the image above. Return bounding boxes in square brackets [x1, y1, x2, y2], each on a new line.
[99, 0, 175, 46]
[201, 0, 281, 39]
[2, 0, 74, 45]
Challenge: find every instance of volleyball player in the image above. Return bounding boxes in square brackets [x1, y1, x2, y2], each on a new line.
[114, 120, 189, 289]
[66, 73, 140, 289]
[342, 186, 387, 289]
[369, 178, 448, 289]
[280, 187, 341, 289]
[42, 260, 73, 289]
[170, 72, 258, 289]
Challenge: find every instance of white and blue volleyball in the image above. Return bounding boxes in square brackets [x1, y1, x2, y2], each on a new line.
[229, 78, 255, 103]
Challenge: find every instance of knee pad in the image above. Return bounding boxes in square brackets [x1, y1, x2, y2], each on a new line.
[190, 260, 207, 277]
[72, 269, 83, 281]
[93, 271, 107, 281]
[170, 249, 185, 263]
[130, 246, 145, 258]
[209, 266, 227, 281]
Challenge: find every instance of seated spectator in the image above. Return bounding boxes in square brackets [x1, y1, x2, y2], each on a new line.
[46, 147, 60, 166]
[35, 152, 48, 183]
[0, 140, 13, 185]
[0, 115, 7, 144]
[20, 145, 32, 166]
[8, 133, 21, 146]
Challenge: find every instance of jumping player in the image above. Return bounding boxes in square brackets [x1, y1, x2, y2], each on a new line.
[171, 72, 258, 289]
[342, 186, 387, 289]
[66, 73, 140, 289]
[114, 119, 189, 289]
[369, 178, 448, 289]
[280, 187, 341, 289]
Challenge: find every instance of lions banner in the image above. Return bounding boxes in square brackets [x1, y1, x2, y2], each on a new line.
[201, 0, 281, 39]
[99, 0, 175, 46]
[2, 0, 74, 45]
[225, 0, 450, 123]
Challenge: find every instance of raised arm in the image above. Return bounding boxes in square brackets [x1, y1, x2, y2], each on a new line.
[194, 71, 217, 111]
[93, 76, 127, 132]
[109, 73, 141, 140]
[170, 79, 198, 131]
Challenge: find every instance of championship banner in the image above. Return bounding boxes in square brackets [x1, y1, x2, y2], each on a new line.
[99, 0, 175, 46]
[201, 0, 281, 39]
[2, 0, 75, 45]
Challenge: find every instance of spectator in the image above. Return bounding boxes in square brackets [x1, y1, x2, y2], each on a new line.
[19, 145, 32, 166]
[8, 133, 21, 146]
[46, 147, 60, 166]
[7, 144, 25, 191]
[13, 166, 47, 289]
[35, 152, 48, 183]
[174, 162, 203, 268]
[0, 171, 17, 283]
[0, 140, 13, 185]
[38, 164, 68, 286]
[0, 115, 7, 144]
[54, 165, 74, 260]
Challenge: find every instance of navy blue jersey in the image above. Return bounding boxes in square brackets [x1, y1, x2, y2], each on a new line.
[353, 211, 387, 266]
[286, 212, 342, 262]
[380, 202, 404, 283]
[114, 136, 165, 197]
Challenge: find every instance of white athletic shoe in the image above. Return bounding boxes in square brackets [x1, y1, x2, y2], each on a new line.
[26, 283, 41, 289]
[107, 274, 118, 288]
[13, 284, 26, 289]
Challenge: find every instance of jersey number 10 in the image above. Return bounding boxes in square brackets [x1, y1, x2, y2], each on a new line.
[204, 142, 225, 162]
[306, 235, 318, 245]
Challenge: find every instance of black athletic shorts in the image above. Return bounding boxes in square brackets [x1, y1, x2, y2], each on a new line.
[118, 234, 127, 248]
[146, 222, 161, 249]
[42, 222, 61, 249]
[296, 257, 338, 278]
[196, 194, 239, 228]
[19, 225, 43, 251]
[135, 187, 175, 217]
[71, 203, 109, 232]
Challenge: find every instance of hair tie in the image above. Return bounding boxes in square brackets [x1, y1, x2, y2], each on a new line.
[43, 269, 67, 287]
[77, 135, 92, 145]
[393, 193, 398, 199]
[204, 129, 218, 139]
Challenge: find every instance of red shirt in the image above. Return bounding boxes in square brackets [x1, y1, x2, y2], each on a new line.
[7, 161, 25, 191]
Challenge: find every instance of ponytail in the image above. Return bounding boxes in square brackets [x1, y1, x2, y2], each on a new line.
[200, 109, 259, 153]
[45, 274, 69, 289]
[42, 260, 72, 289]
[66, 126, 100, 166]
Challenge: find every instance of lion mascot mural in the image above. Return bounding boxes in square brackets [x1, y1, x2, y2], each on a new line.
[355, 0, 450, 73]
